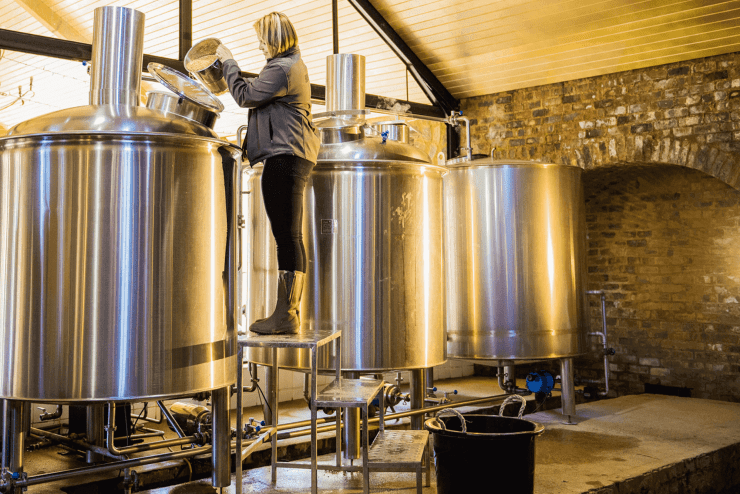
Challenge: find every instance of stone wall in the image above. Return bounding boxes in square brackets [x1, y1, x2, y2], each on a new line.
[460, 51, 740, 402]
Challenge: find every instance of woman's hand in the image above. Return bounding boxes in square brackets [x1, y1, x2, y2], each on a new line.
[216, 44, 235, 63]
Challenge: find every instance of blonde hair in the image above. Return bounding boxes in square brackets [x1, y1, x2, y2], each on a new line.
[254, 12, 298, 58]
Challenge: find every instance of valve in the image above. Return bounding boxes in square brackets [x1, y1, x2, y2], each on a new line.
[243, 417, 266, 438]
[381, 131, 389, 144]
[604, 347, 616, 356]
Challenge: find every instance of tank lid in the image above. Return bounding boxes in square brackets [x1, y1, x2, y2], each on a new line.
[5, 104, 221, 140]
[148, 62, 224, 112]
[318, 135, 439, 168]
[446, 157, 576, 169]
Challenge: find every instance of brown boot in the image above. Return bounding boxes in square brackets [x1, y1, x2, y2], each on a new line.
[250, 271, 305, 335]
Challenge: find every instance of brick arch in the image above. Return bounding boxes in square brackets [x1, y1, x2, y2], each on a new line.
[461, 51, 740, 192]
[566, 137, 740, 191]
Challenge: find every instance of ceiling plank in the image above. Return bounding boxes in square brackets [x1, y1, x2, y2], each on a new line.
[13, 0, 88, 43]
[0, 27, 444, 118]
[346, 0, 458, 114]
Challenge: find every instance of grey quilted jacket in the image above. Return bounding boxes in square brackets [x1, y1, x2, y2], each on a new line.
[223, 47, 319, 165]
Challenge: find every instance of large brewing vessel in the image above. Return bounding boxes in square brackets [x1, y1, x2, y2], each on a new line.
[0, 7, 239, 401]
[243, 54, 446, 371]
[444, 158, 588, 362]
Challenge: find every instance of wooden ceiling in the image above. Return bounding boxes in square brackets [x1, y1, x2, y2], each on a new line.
[0, 0, 739, 139]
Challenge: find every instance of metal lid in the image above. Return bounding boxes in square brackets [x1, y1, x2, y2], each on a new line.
[317, 135, 445, 174]
[4, 104, 221, 140]
[147, 62, 224, 112]
[446, 157, 575, 169]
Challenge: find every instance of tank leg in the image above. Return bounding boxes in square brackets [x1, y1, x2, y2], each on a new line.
[342, 371, 361, 460]
[86, 404, 105, 463]
[211, 386, 231, 488]
[2, 400, 26, 493]
[410, 369, 426, 430]
[560, 358, 577, 425]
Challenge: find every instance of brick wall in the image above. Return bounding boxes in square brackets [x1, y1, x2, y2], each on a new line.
[579, 165, 740, 402]
[460, 52, 740, 189]
[460, 51, 740, 402]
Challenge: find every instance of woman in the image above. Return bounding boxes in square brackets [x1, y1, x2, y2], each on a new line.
[217, 12, 319, 335]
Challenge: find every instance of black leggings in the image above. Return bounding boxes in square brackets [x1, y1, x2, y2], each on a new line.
[261, 154, 314, 272]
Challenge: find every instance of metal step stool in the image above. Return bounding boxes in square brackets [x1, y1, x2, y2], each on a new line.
[368, 429, 431, 494]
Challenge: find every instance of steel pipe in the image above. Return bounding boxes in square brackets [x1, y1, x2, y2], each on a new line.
[1, 445, 213, 491]
[107, 403, 198, 456]
[130, 405, 163, 424]
[281, 393, 512, 440]
[243, 362, 259, 393]
[157, 401, 186, 439]
[5, 393, 512, 493]
[38, 405, 63, 422]
[586, 290, 611, 397]
[424, 368, 435, 397]
[29, 428, 125, 461]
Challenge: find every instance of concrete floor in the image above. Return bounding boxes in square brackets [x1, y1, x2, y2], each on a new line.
[139, 393, 740, 494]
[17, 377, 740, 493]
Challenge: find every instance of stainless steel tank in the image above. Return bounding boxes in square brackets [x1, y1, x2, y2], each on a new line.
[444, 158, 588, 362]
[0, 7, 239, 402]
[243, 54, 446, 371]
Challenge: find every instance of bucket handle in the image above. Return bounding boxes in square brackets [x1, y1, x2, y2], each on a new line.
[433, 408, 467, 433]
[499, 394, 527, 419]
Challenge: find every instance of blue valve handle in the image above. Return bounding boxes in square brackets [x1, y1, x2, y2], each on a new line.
[260, 420, 266, 426]
[255, 426, 261, 432]
[381, 131, 389, 144]
[454, 390, 458, 395]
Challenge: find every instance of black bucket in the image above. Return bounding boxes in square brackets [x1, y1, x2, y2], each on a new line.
[425, 414, 544, 494]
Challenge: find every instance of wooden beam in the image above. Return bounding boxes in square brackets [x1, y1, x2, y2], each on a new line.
[346, 0, 458, 115]
[13, 0, 88, 43]
[0, 29, 446, 119]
